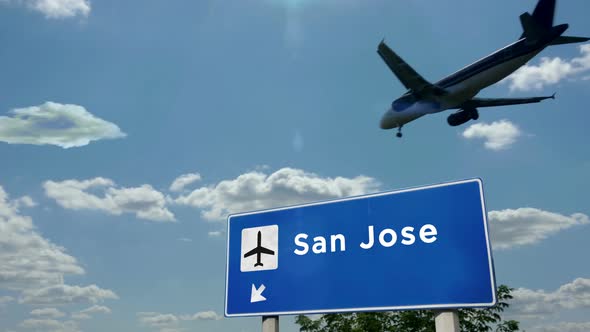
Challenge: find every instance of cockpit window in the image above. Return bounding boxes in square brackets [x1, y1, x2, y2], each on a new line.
[392, 94, 416, 112]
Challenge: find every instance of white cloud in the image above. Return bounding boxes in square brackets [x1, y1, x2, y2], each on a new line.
[506, 44, 590, 91]
[70, 313, 90, 320]
[138, 312, 180, 328]
[44, 178, 175, 222]
[0, 102, 125, 148]
[174, 167, 380, 221]
[208, 231, 223, 238]
[530, 322, 590, 332]
[20, 318, 80, 332]
[169, 173, 201, 192]
[180, 310, 222, 321]
[71, 305, 110, 320]
[489, 208, 589, 250]
[0, 185, 84, 291]
[15, 196, 36, 208]
[177, 237, 192, 242]
[30, 308, 65, 318]
[138, 311, 222, 332]
[1, 0, 90, 19]
[510, 278, 590, 318]
[462, 120, 521, 150]
[19, 284, 118, 305]
[78, 304, 111, 314]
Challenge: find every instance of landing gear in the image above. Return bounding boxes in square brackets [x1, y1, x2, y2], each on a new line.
[471, 109, 480, 120]
[396, 126, 403, 138]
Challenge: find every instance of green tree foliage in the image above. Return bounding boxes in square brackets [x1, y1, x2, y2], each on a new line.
[295, 285, 519, 332]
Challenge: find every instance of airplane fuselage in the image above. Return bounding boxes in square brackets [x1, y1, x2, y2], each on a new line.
[379, 33, 559, 130]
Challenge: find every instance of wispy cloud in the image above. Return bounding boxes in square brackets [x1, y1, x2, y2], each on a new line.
[30, 308, 65, 318]
[44, 178, 175, 222]
[138, 310, 222, 332]
[0, 296, 14, 306]
[0, 185, 84, 291]
[0, 102, 125, 148]
[2, 0, 90, 19]
[529, 321, 590, 332]
[0, 184, 117, 309]
[462, 120, 521, 150]
[71, 305, 111, 320]
[20, 318, 80, 332]
[489, 208, 589, 250]
[506, 44, 590, 91]
[180, 310, 222, 321]
[169, 173, 201, 192]
[19, 284, 118, 305]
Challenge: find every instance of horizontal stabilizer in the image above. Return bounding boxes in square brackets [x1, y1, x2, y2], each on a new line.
[549, 36, 590, 45]
[461, 95, 555, 108]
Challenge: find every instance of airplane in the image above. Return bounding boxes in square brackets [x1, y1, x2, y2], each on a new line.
[243, 231, 275, 267]
[378, 0, 589, 137]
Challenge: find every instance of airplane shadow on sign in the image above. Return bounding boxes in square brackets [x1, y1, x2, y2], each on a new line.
[243, 231, 275, 267]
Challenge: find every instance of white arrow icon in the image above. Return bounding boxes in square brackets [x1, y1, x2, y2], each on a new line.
[250, 284, 266, 303]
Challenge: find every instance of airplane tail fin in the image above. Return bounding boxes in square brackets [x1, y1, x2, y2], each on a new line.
[531, 0, 555, 29]
[518, 0, 589, 45]
[519, 12, 547, 40]
[519, 0, 555, 40]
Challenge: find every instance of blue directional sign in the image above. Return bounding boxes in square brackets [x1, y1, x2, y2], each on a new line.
[225, 179, 496, 317]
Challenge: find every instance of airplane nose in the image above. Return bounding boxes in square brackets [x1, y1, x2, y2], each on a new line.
[379, 108, 396, 129]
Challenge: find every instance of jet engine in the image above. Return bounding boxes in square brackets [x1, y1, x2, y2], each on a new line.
[447, 108, 479, 126]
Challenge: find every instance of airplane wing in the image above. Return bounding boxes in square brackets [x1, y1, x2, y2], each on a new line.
[377, 41, 445, 96]
[243, 247, 275, 258]
[462, 94, 555, 108]
[259, 247, 274, 255]
[243, 248, 258, 258]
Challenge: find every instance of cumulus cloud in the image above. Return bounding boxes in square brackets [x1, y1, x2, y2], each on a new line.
[462, 120, 521, 150]
[180, 310, 222, 321]
[530, 322, 590, 332]
[2, 0, 90, 19]
[169, 173, 201, 192]
[510, 278, 590, 318]
[174, 167, 380, 221]
[44, 178, 175, 222]
[488, 208, 589, 250]
[20, 318, 80, 332]
[30, 308, 65, 318]
[0, 102, 125, 148]
[506, 44, 590, 91]
[19, 284, 118, 305]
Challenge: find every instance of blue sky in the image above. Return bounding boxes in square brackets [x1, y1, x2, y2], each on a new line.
[0, 0, 589, 331]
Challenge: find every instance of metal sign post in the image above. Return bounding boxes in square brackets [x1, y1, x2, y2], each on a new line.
[262, 315, 279, 332]
[435, 310, 460, 332]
